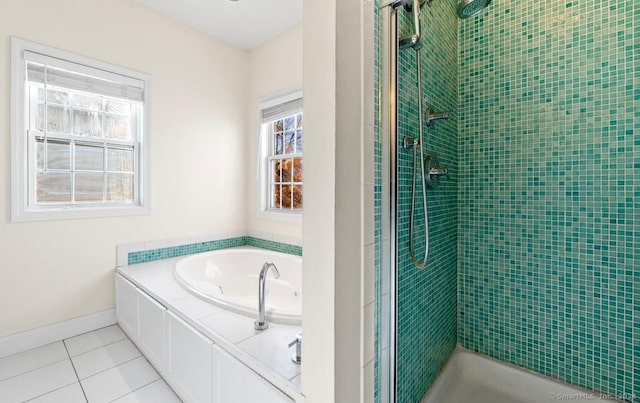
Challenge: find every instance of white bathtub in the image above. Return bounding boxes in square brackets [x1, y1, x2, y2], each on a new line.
[173, 246, 302, 325]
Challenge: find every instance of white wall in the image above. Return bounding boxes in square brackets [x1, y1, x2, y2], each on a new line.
[302, 0, 375, 401]
[246, 24, 303, 244]
[0, 0, 248, 337]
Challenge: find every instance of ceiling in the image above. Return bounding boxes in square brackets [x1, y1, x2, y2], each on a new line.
[135, 0, 302, 50]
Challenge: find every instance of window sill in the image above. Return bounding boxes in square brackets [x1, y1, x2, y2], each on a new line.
[12, 204, 151, 222]
[258, 209, 302, 223]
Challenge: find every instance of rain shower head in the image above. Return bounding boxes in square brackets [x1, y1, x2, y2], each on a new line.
[457, 0, 491, 19]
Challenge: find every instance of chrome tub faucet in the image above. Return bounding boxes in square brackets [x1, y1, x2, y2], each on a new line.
[254, 261, 280, 330]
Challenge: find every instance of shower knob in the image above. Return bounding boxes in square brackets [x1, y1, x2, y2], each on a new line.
[424, 154, 449, 188]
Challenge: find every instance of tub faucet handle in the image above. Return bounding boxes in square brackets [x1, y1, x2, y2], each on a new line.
[288, 332, 302, 364]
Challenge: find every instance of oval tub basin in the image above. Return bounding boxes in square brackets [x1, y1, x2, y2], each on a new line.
[173, 246, 302, 325]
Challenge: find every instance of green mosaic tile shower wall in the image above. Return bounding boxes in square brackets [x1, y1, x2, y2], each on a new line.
[458, 0, 639, 401]
[395, 2, 459, 401]
[374, 1, 383, 401]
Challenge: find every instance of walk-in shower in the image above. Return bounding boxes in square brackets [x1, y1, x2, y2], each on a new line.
[376, 0, 638, 401]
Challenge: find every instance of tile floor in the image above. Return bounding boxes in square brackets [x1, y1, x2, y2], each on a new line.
[0, 325, 181, 403]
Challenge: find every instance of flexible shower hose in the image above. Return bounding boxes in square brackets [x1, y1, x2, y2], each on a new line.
[408, 47, 430, 269]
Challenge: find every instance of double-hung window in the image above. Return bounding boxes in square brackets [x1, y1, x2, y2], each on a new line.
[259, 92, 303, 215]
[11, 38, 151, 221]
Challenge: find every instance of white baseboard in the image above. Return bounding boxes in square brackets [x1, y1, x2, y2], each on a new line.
[0, 308, 116, 358]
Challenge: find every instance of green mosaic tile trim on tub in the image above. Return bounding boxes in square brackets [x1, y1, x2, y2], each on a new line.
[244, 236, 302, 256]
[127, 236, 301, 265]
[458, 0, 639, 401]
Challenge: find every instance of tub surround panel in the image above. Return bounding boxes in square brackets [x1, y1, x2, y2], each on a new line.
[458, 0, 638, 400]
[117, 257, 302, 401]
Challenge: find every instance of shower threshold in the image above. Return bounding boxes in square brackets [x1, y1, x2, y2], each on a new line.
[421, 348, 622, 403]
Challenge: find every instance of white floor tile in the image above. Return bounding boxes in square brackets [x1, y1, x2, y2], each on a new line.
[27, 382, 87, 403]
[111, 379, 181, 403]
[71, 339, 141, 379]
[0, 359, 77, 403]
[199, 311, 261, 344]
[171, 297, 222, 319]
[65, 325, 126, 357]
[0, 341, 68, 381]
[80, 356, 159, 403]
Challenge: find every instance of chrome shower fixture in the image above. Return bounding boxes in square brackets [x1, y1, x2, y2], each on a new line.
[399, 0, 426, 51]
[378, 0, 416, 9]
[424, 107, 449, 127]
[457, 0, 492, 19]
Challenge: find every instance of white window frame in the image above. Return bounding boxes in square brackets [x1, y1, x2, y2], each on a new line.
[257, 89, 303, 220]
[11, 37, 151, 221]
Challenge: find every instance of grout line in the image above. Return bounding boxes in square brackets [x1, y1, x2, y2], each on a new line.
[22, 379, 80, 403]
[0, 356, 70, 383]
[77, 354, 143, 381]
[67, 336, 131, 359]
[109, 380, 165, 403]
[63, 340, 89, 403]
[106, 358, 162, 403]
[65, 327, 128, 358]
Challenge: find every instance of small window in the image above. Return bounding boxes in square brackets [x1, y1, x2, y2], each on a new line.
[11, 38, 151, 221]
[259, 92, 303, 215]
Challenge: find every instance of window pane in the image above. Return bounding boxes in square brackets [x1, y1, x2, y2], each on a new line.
[284, 131, 296, 154]
[105, 99, 130, 115]
[74, 173, 104, 202]
[75, 144, 104, 171]
[296, 113, 303, 128]
[36, 139, 44, 170]
[274, 119, 283, 133]
[107, 173, 134, 202]
[73, 111, 102, 137]
[295, 129, 303, 153]
[280, 185, 293, 209]
[36, 139, 71, 170]
[292, 185, 303, 209]
[73, 93, 102, 111]
[105, 115, 131, 140]
[284, 116, 295, 130]
[36, 172, 71, 203]
[46, 105, 70, 133]
[273, 184, 283, 208]
[292, 157, 302, 183]
[274, 131, 283, 155]
[273, 159, 283, 183]
[107, 147, 133, 172]
[35, 104, 44, 132]
[47, 89, 69, 105]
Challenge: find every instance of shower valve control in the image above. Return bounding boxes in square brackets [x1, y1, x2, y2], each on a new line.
[403, 136, 420, 150]
[288, 332, 302, 364]
[425, 154, 449, 189]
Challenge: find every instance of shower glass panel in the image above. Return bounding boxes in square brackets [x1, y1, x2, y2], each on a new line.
[375, 0, 458, 401]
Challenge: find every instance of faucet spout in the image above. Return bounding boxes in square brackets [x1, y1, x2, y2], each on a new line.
[254, 261, 280, 330]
